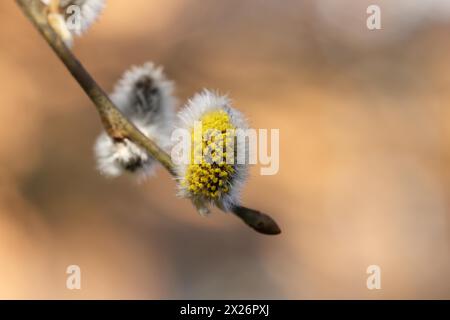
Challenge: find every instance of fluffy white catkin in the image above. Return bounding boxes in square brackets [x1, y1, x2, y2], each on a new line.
[41, 0, 106, 47]
[94, 62, 176, 180]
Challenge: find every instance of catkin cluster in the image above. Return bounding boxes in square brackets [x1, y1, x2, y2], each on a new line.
[43, 0, 250, 215]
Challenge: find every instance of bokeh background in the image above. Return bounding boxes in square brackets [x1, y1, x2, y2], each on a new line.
[0, 0, 450, 299]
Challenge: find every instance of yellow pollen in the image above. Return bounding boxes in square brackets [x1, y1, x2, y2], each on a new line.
[185, 110, 236, 199]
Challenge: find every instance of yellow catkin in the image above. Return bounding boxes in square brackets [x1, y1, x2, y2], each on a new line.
[185, 110, 236, 199]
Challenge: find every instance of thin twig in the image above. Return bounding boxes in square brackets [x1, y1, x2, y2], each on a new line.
[16, 0, 281, 235]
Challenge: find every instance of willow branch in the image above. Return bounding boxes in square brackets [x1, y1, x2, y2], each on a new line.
[16, 0, 281, 235]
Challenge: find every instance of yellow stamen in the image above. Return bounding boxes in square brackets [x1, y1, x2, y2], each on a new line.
[184, 110, 236, 199]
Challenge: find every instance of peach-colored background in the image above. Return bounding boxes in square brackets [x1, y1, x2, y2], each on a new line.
[0, 0, 449, 299]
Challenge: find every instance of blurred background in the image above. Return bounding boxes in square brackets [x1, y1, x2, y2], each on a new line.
[0, 0, 450, 299]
